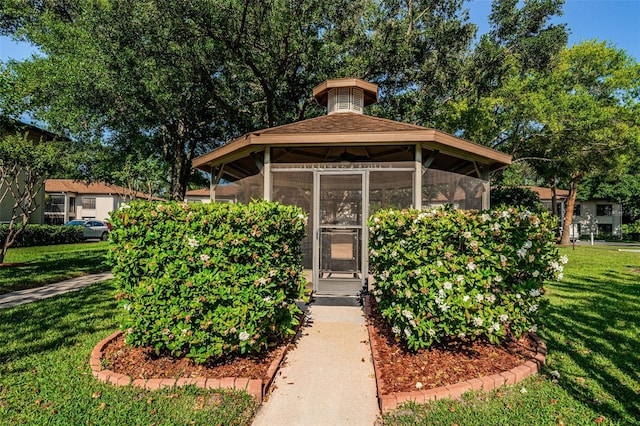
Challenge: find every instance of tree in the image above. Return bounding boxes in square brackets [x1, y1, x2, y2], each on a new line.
[520, 41, 640, 245]
[0, 0, 370, 200]
[0, 132, 63, 263]
[443, 0, 568, 146]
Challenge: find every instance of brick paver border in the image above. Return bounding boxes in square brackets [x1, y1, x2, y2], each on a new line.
[363, 296, 547, 414]
[90, 326, 295, 401]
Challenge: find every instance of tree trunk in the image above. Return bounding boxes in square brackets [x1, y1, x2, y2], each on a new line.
[560, 181, 578, 245]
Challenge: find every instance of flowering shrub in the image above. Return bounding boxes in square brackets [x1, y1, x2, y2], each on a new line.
[106, 200, 307, 363]
[368, 206, 566, 350]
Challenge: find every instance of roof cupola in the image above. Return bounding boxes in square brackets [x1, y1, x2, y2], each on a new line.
[312, 78, 378, 115]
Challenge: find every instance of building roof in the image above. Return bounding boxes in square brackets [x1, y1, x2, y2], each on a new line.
[193, 112, 512, 177]
[45, 179, 153, 200]
[186, 184, 239, 197]
[526, 186, 570, 201]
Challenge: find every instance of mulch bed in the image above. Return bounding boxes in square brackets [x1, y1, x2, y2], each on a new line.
[366, 299, 538, 394]
[102, 334, 285, 381]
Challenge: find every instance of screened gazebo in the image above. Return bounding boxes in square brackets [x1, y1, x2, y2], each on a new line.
[193, 78, 511, 295]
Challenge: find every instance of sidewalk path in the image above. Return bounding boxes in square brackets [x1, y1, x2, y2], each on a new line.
[252, 304, 380, 426]
[0, 272, 113, 309]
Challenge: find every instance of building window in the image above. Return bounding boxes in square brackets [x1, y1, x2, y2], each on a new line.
[82, 197, 96, 209]
[69, 197, 76, 213]
[573, 204, 581, 216]
[45, 195, 65, 213]
[596, 204, 612, 216]
[597, 223, 613, 235]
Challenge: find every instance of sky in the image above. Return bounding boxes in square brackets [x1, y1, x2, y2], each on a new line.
[1, 1, 639, 62]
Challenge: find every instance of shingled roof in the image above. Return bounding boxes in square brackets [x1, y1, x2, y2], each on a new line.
[45, 179, 153, 200]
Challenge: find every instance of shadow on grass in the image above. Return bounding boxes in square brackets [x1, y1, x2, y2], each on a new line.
[0, 281, 118, 369]
[0, 252, 109, 294]
[541, 271, 640, 424]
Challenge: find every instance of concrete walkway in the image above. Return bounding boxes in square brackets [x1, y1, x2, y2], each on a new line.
[252, 304, 380, 426]
[0, 271, 113, 309]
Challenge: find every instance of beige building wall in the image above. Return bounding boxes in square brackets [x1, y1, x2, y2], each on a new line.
[0, 175, 46, 225]
[572, 201, 623, 237]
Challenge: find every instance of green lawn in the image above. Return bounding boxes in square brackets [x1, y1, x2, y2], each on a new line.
[0, 242, 110, 294]
[382, 245, 640, 425]
[0, 280, 259, 425]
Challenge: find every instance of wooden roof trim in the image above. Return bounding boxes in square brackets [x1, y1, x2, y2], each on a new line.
[312, 78, 379, 107]
[193, 130, 511, 170]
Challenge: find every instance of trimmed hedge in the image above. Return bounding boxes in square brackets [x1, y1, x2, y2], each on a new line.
[0, 224, 84, 247]
[368, 206, 565, 350]
[106, 200, 307, 364]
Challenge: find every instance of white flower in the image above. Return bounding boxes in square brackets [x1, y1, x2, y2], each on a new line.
[494, 275, 503, 283]
[438, 289, 445, 298]
[409, 319, 416, 328]
[239, 331, 250, 341]
[557, 273, 564, 281]
[501, 210, 510, 218]
[486, 294, 496, 303]
[391, 251, 398, 257]
[443, 281, 453, 290]
[463, 295, 470, 302]
[404, 328, 412, 338]
[123, 303, 131, 311]
[456, 275, 464, 283]
[188, 237, 199, 248]
[476, 294, 484, 302]
[517, 248, 528, 258]
[414, 269, 422, 276]
[481, 213, 491, 222]
[529, 304, 538, 312]
[119, 202, 130, 210]
[532, 270, 540, 278]
[263, 296, 272, 302]
[473, 317, 483, 327]
[524, 240, 533, 249]
[416, 382, 423, 389]
[519, 210, 532, 220]
[550, 370, 560, 379]
[500, 254, 508, 264]
[467, 262, 476, 271]
[492, 222, 501, 231]
[520, 387, 527, 394]
[529, 324, 538, 333]
[439, 303, 449, 312]
[436, 260, 443, 267]
[435, 297, 443, 305]
[402, 310, 414, 320]
[499, 314, 509, 322]
[391, 325, 401, 335]
[458, 332, 466, 339]
[405, 290, 412, 299]
[560, 255, 569, 265]
[428, 329, 436, 336]
[529, 254, 536, 263]
[269, 269, 277, 277]
[489, 323, 500, 333]
[463, 231, 472, 239]
[370, 249, 379, 257]
[529, 289, 541, 297]
[394, 280, 402, 287]
[200, 254, 210, 262]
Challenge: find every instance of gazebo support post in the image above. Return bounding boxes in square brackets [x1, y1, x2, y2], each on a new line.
[263, 148, 272, 201]
[414, 144, 422, 210]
